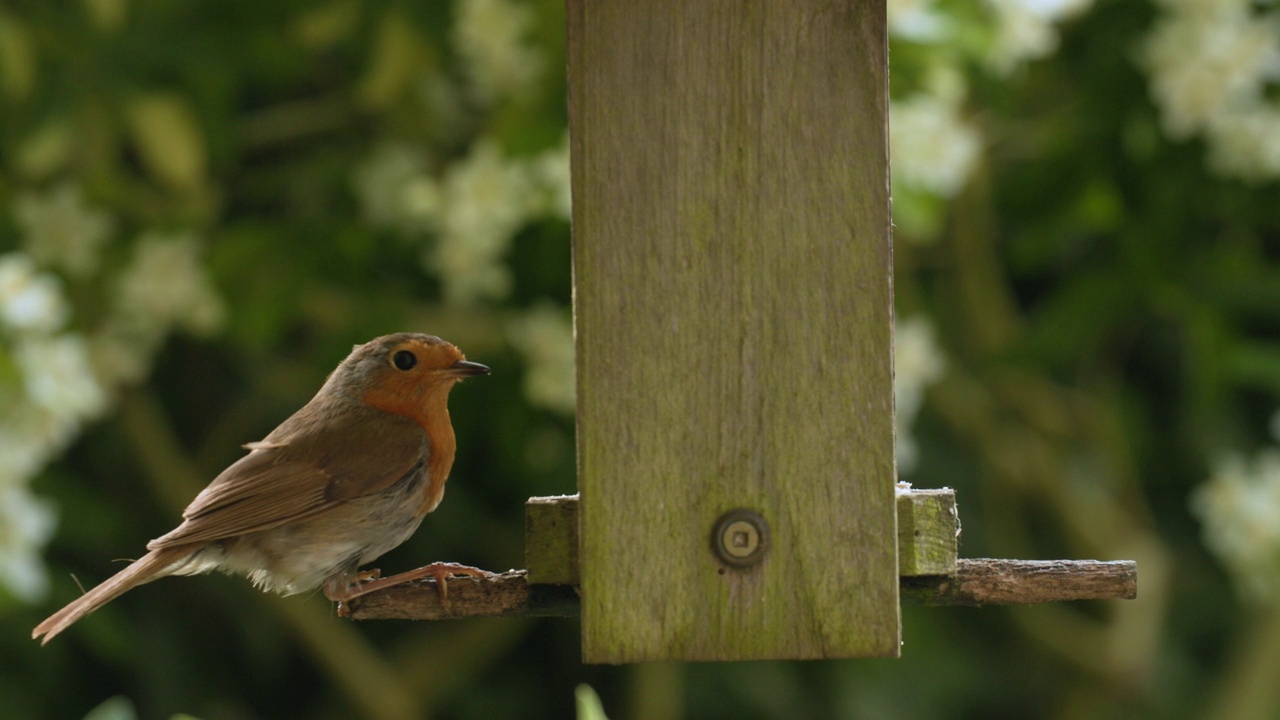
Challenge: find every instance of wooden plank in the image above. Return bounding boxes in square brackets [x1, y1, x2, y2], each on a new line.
[525, 495, 580, 585]
[897, 488, 959, 576]
[523, 491, 958, 585]
[569, 0, 895, 662]
[342, 560, 1137, 620]
[901, 560, 1138, 605]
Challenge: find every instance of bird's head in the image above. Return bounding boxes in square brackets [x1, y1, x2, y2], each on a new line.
[327, 333, 489, 424]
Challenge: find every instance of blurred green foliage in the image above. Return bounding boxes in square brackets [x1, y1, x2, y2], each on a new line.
[1, 1, 1279, 719]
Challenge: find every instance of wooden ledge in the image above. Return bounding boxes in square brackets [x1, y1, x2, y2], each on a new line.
[901, 558, 1137, 606]
[343, 490, 1136, 621]
[526, 489, 961, 585]
[344, 570, 577, 621]
[344, 559, 1136, 621]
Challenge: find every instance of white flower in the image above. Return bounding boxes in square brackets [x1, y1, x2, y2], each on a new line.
[890, 93, 982, 197]
[91, 233, 223, 385]
[12, 183, 113, 277]
[0, 425, 52, 488]
[895, 316, 947, 473]
[453, 0, 544, 104]
[0, 253, 69, 333]
[1205, 109, 1280, 180]
[351, 142, 438, 232]
[430, 140, 536, 305]
[116, 233, 225, 337]
[1192, 449, 1280, 602]
[16, 334, 107, 422]
[353, 132, 568, 306]
[985, 0, 1094, 73]
[0, 482, 58, 603]
[889, 0, 951, 41]
[1140, 0, 1280, 179]
[1141, 3, 1278, 138]
[531, 133, 571, 221]
[402, 175, 444, 226]
[506, 304, 575, 414]
[0, 402, 79, 483]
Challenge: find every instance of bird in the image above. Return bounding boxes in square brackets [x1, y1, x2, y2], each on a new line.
[33, 332, 490, 644]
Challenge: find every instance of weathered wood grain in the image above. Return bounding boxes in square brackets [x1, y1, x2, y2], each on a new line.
[343, 560, 1137, 621]
[342, 571, 578, 621]
[569, 0, 896, 663]
[525, 495, 580, 585]
[897, 488, 959, 576]
[523, 491, 959, 585]
[900, 560, 1138, 605]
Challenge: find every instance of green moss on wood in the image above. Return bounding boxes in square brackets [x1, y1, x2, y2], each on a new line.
[526, 490, 960, 586]
[569, 0, 896, 664]
[897, 488, 959, 577]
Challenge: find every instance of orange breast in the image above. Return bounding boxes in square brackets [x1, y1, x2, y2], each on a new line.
[362, 379, 458, 517]
[420, 415, 455, 515]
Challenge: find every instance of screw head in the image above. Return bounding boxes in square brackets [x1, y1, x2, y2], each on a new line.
[712, 509, 769, 568]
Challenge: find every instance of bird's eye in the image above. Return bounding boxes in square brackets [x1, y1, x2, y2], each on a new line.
[392, 350, 417, 371]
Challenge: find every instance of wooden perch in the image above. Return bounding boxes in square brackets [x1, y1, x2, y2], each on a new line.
[344, 571, 577, 621]
[901, 559, 1137, 606]
[343, 559, 1136, 621]
[343, 490, 1136, 621]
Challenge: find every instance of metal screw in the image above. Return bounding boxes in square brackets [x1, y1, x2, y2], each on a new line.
[712, 509, 769, 568]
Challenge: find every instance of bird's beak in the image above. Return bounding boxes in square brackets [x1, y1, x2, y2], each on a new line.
[443, 360, 491, 378]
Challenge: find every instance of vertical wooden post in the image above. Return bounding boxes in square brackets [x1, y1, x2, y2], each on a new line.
[569, 0, 896, 662]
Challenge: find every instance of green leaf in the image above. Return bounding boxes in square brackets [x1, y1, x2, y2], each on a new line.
[125, 93, 209, 194]
[82, 697, 137, 720]
[14, 117, 75, 180]
[575, 684, 610, 720]
[358, 10, 425, 110]
[0, 11, 36, 100]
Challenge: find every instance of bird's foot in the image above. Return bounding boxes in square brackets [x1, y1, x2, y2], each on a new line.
[364, 562, 493, 605]
[326, 562, 494, 614]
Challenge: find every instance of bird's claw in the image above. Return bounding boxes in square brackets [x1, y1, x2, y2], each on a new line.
[326, 562, 494, 614]
[424, 563, 493, 605]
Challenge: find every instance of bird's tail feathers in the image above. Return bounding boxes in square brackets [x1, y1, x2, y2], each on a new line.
[32, 546, 191, 644]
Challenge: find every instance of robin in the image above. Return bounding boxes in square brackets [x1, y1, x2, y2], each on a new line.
[33, 332, 490, 644]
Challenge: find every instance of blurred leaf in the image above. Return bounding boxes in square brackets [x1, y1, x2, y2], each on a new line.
[293, 0, 362, 50]
[125, 93, 208, 194]
[891, 184, 948, 241]
[81, 0, 129, 33]
[358, 10, 425, 110]
[0, 11, 36, 101]
[575, 685, 610, 720]
[82, 697, 137, 720]
[14, 117, 75, 180]
[1070, 179, 1123, 233]
[1225, 342, 1280, 395]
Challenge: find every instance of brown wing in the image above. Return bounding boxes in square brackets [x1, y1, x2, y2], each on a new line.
[148, 402, 426, 550]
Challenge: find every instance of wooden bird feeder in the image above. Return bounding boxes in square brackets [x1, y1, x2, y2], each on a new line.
[345, 0, 1137, 663]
